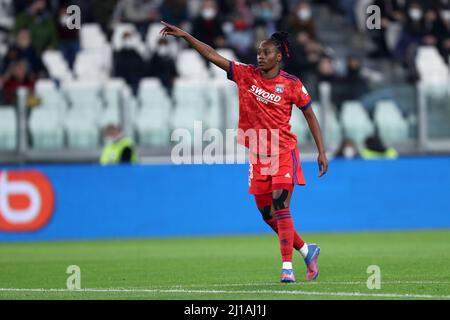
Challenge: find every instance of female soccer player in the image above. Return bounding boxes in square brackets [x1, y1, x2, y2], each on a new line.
[160, 21, 328, 283]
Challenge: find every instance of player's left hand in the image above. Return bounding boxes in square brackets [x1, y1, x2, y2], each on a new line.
[318, 152, 328, 178]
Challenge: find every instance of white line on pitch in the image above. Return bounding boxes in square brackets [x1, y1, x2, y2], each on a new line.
[0, 288, 449, 299]
[180, 280, 450, 287]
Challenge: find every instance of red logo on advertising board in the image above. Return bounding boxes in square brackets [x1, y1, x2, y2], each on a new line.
[0, 170, 55, 232]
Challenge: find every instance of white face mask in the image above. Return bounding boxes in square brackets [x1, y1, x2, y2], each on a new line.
[104, 137, 115, 145]
[158, 45, 170, 57]
[123, 37, 134, 49]
[441, 10, 450, 21]
[409, 8, 423, 21]
[201, 8, 217, 20]
[343, 146, 357, 159]
[297, 9, 312, 21]
[60, 14, 69, 26]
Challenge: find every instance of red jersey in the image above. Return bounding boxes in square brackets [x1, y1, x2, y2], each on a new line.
[227, 61, 312, 156]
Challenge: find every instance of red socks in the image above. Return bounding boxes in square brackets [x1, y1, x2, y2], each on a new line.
[273, 208, 295, 263]
[266, 215, 305, 251]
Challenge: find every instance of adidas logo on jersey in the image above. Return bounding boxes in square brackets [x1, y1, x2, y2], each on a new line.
[249, 85, 282, 104]
[284, 173, 291, 178]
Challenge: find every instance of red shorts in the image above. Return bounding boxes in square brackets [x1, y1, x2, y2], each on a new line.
[248, 147, 306, 195]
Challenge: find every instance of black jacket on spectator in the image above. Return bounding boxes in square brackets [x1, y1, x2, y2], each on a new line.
[1, 45, 47, 77]
[192, 17, 225, 48]
[114, 48, 145, 95]
[147, 52, 178, 96]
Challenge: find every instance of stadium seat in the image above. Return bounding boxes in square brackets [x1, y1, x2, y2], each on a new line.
[73, 49, 112, 81]
[64, 108, 100, 148]
[0, 107, 17, 150]
[128, 94, 139, 126]
[146, 23, 162, 50]
[120, 85, 139, 129]
[421, 81, 449, 99]
[290, 105, 310, 144]
[374, 100, 409, 143]
[135, 79, 173, 147]
[210, 48, 237, 78]
[138, 78, 172, 109]
[171, 80, 208, 137]
[173, 78, 208, 102]
[80, 23, 108, 51]
[204, 81, 223, 129]
[29, 106, 65, 149]
[173, 79, 207, 116]
[103, 78, 126, 108]
[313, 103, 343, 148]
[135, 98, 171, 147]
[416, 46, 449, 97]
[340, 100, 374, 146]
[35, 79, 57, 92]
[42, 50, 73, 81]
[290, 102, 342, 147]
[213, 79, 239, 129]
[176, 49, 210, 79]
[35, 79, 67, 113]
[62, 80, 103, 109]
[99, 103, 121, 129]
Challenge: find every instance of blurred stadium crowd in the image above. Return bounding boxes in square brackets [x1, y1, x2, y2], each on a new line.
[0, 0, 449, 155]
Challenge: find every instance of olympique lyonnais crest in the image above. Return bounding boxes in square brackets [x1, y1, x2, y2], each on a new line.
[275, 84, 284, 93]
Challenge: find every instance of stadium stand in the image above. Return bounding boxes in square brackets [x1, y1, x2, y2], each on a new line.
[1, 0, 450, 158]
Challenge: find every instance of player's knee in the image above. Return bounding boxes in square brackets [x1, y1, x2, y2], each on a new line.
[258, 206, 272, 221]
[255, 194, 272, 220]
[272, 189, 289, 211]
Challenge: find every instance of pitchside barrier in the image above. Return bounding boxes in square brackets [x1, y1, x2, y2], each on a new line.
[0, 156, 449, 242]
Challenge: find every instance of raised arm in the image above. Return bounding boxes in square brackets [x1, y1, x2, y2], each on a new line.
[302, 106, 328, 177]
[160, 21, 230, 71]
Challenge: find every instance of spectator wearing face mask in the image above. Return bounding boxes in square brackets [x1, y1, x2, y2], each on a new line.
[369, 0, 409, 58]
[14, 0, 58, 53]
[113, 32, 146, 95]
[112, 0, 162, 38]
[283, 1, 317, 40]
[392, 2, 438, 81]
[226, 17, 254, 62]
[284, 31, 321, 82]
[100, 125, 138, 165]
[147, 38, 178, 97]
[160, 0, 189, 26]
[335, 138, 360, 160]
[394, 2, 425, 61]
[251, 0, 282, 35]
[1, 29, 47, 79]
[224, 0, 254, 61]
[192, 0, 227, 49]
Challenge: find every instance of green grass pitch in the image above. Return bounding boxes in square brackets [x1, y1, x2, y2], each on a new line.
[0, 230, 450, 300]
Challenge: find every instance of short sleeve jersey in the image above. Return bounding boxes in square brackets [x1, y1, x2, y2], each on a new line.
[227, 61, 312, 155]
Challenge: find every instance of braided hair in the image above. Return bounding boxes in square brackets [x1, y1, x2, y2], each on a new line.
[269, 31, 290, 59]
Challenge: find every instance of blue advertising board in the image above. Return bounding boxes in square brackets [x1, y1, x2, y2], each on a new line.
[0, 157, 449, 242]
